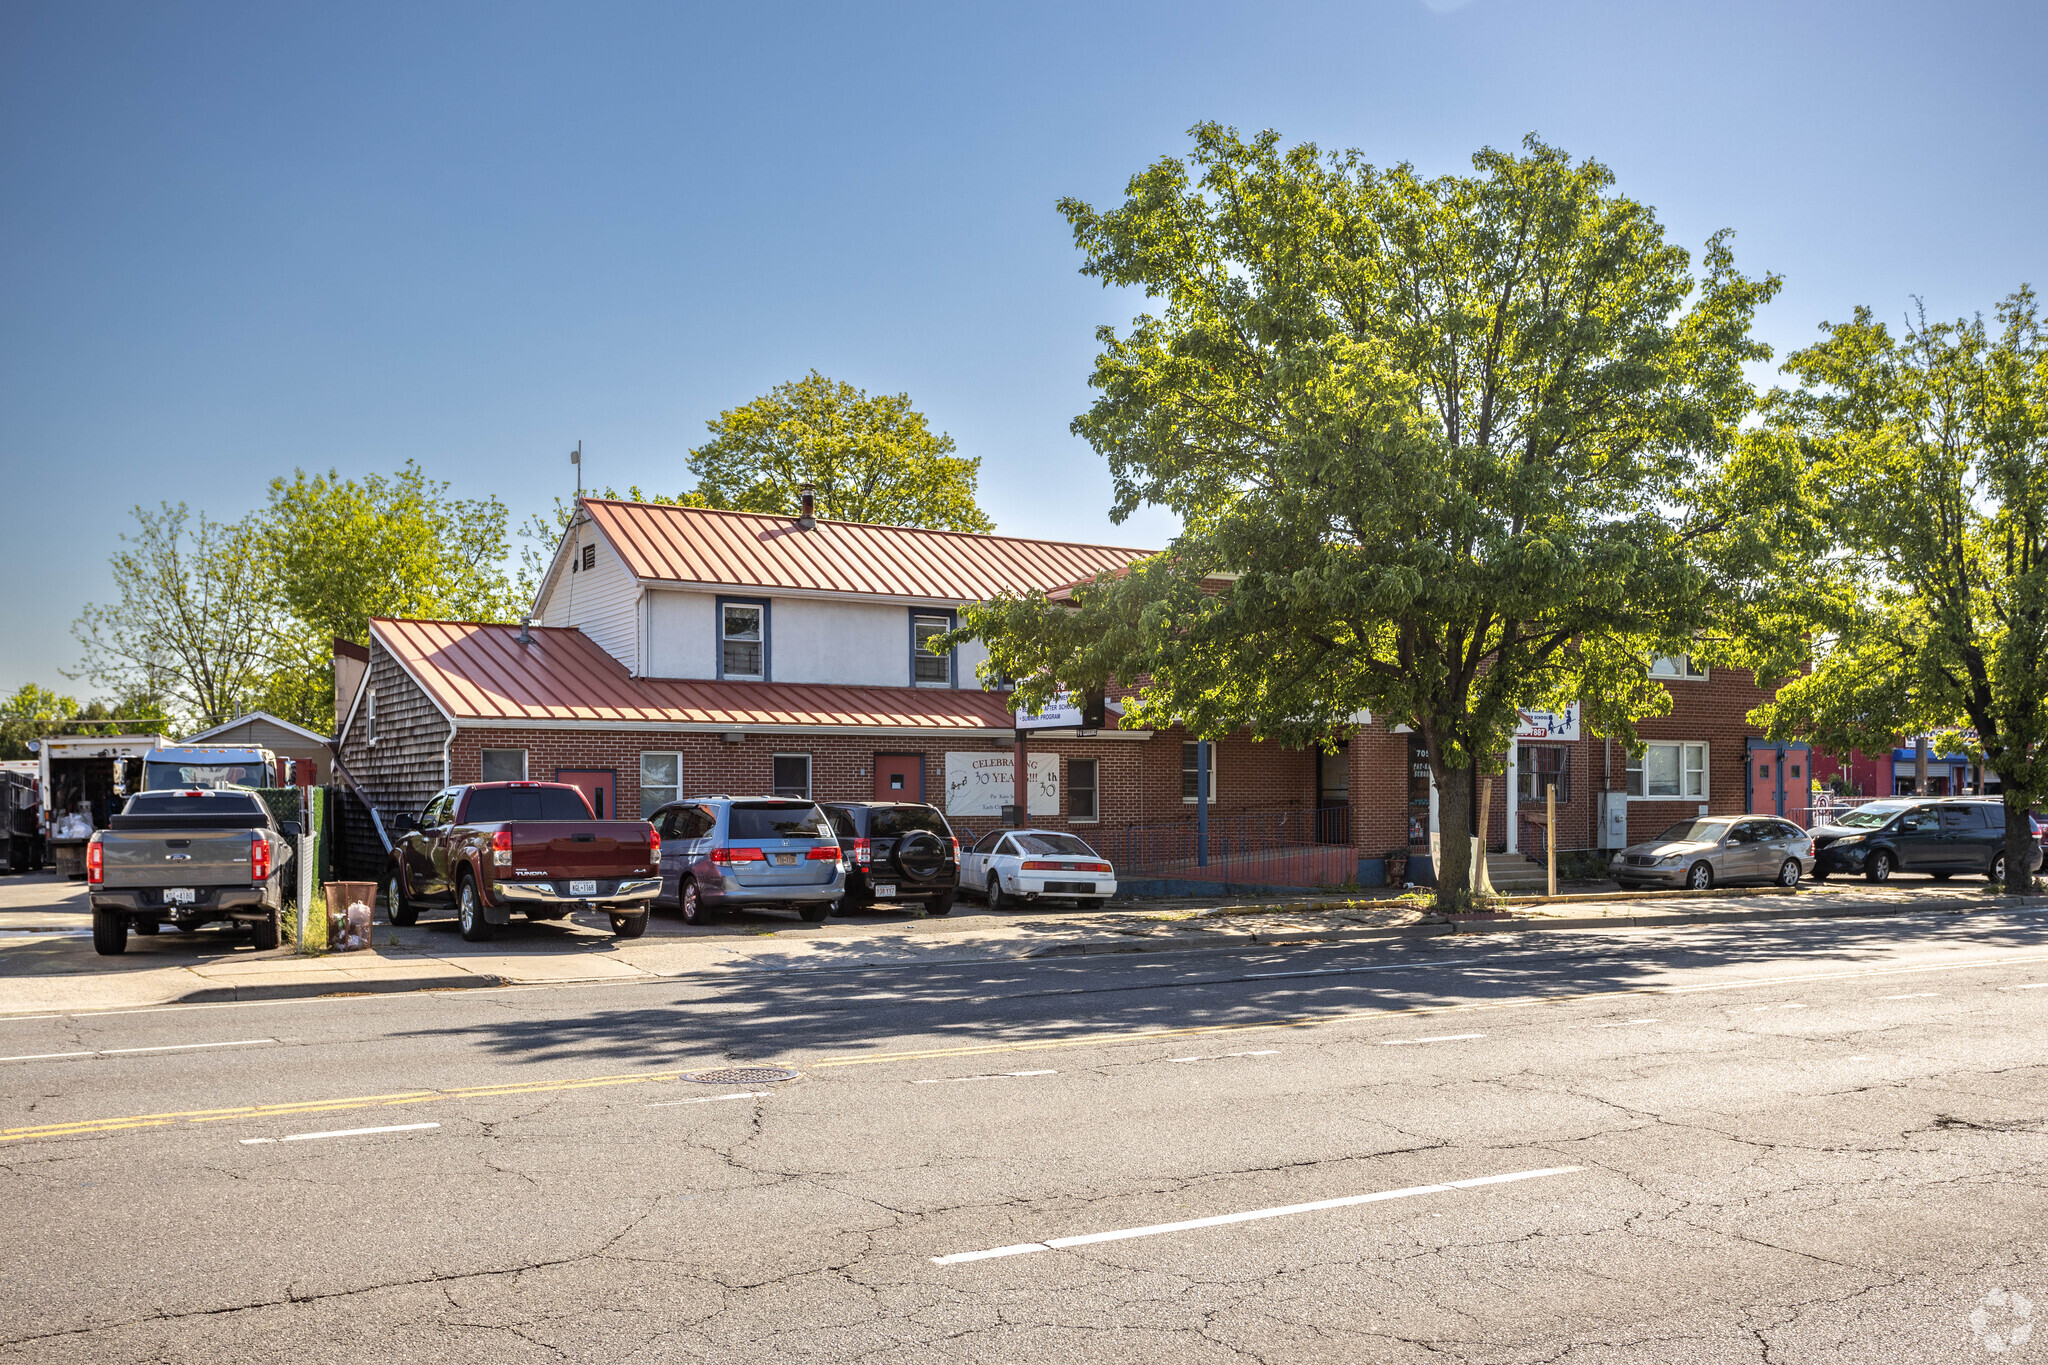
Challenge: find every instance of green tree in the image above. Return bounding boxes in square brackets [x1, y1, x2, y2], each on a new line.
[0, 684, 79, 760]
[1744, 289, 2048, 892]
[957, 128, 1779, 909]
[72, 504, 273, 733]
[685, 371, 995, 532]
[253, 462, 523, 731]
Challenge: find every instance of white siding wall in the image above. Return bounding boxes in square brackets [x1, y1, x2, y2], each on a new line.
[539, 526, 640, 672]
[955, 635, 990, 689]
[772, 598, 910, 686]
[646, 590, 718, 678]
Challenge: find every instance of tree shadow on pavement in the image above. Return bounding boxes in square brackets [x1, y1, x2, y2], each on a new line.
[382, 906, 2048, 1069]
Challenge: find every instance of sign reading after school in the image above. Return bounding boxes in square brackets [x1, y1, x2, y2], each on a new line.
[1514, 704, 1581, 742]
[944, 752, 1059, 817]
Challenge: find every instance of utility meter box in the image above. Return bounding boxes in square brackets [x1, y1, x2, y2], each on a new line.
[1599, 792, 1630, 849]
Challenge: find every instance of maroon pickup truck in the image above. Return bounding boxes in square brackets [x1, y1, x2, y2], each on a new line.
[386, 782, 660, 941]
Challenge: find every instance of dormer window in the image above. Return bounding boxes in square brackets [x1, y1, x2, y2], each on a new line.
[720, 601, 766, 681]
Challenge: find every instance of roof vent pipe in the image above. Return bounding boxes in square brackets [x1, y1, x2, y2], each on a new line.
[797, 486, 817, 530]
[515, 616, 534, 646]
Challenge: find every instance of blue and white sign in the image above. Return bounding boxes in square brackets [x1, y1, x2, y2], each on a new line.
[1515, 705, 1580, 742]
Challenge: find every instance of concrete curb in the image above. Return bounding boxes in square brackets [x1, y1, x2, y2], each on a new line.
[169, 970, 505, 1004]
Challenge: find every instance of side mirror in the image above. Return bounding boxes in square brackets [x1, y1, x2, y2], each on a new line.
[391, 812, 418, 835]
[279, 821, 301, 841]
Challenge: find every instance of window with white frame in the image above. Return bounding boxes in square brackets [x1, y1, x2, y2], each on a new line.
[1068, 758, 1099, 821]
[1181, 741, 1218, 802]
[1650, 654, 1707, 679]
[912, 612, 952, 686]
[722, 602, 765, 680]
[365, 688, 378, 745]
[771, 753, 811, 800]
[480, 748, 527, 782]
[1626, 742, 1708, 798]
[640, 752, 681, 817]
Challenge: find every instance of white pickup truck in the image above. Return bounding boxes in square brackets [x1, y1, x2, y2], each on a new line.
[86, 789, 297, 955]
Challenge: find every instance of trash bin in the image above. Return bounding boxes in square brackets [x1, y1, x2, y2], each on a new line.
[322, 881, 378, 952]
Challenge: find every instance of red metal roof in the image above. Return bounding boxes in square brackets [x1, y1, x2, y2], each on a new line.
[373, 618, 1016, 730]
[579, 498, 1152, 601]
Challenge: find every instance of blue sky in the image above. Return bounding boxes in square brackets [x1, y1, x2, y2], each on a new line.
[3, 0, 2044, 700]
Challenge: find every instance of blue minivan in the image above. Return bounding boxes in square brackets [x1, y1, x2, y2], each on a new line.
[650, 796, 847, 924]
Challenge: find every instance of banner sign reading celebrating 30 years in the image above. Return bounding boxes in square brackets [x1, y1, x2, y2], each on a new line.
[944, 752, 1059, 816]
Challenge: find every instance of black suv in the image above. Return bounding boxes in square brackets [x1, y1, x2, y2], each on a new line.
[819, 802, 959, 915]
[1812, 796, 2044, 883]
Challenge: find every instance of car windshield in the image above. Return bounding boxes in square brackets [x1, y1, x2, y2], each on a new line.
[123, 791, 264, 817]
[1836, 802, 1913, 829]
[1013, 833, 1099, 857]
[463, 787, 594, 822]
[1658, 818, 1735, 843]
[729, 802, 832, 840]
[870, 806, 950, 839]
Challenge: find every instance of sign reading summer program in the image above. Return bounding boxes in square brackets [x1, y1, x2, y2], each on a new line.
[944, 752, 1059, 817]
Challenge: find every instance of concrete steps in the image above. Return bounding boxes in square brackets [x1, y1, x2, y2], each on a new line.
[1483, 852, 1550, 891]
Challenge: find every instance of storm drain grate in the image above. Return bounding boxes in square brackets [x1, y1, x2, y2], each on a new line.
[687, 1066, 800, 1086]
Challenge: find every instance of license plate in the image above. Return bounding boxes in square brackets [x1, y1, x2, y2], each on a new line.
[163, 887, 195, 905]
[569, 880, 598, 897]
[875, 883, 897, 898]
[773, 853, 799, 866]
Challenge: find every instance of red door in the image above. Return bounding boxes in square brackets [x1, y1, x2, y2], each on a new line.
[555, 769, 617, 821]
[873, 754, 923, 801]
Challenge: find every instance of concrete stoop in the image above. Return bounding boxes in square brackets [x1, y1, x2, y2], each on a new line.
[1483, 853, 1550, 892]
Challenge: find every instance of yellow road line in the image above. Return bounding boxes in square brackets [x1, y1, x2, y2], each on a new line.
[11, 949, 2048, 1143]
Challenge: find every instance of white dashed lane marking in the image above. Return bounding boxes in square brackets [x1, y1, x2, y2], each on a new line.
[913, 1071, 1058, 1085]
[932, 1166, 1583, 1265]
[647, 1092, 771, 1107]
[1884, 993, 1940, 1000]
[1381, 1034, 1486, 1046]
[241, 1122, 438, 1145]
[2, 1039, 274, 1064]
[1169, 1050, 1279, 1063]
[1597, 1019, 1659, 1028]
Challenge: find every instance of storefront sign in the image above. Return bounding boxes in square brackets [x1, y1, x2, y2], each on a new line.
[1515, 705, 1580, 741]
[944, 752, 1059, 817]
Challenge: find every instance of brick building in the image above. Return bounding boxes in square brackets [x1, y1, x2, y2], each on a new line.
[331, 497, 1794, 887]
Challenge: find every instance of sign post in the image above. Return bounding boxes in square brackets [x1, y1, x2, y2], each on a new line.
[1011, 690, 1106, 828]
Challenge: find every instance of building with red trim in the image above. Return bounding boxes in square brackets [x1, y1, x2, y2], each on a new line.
[332, 498, 1795, 889]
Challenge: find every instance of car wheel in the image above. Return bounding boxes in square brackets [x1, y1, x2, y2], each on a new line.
[134, 918, 160, 935]
[925, 891, 956, 916]
[1686, 861, 1714, 891]
[987, 873, 1013, 909]
[387, 868, 418, 925]
[798, 900, 831, 923]
[1990, 853, 2008, 886]
[610, 911, 648, 939]
[1777, 858, 1801, 888]
[1866, 851, 1893, 883]
[250, 912, 281, 951]
[91, 906, 127, 956]
[679, 878, 708, 926]
[457, 876, 494, 942]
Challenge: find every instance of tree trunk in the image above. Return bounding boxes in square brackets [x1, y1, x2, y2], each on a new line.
[1432, 760, 1474, 912]
[2003, 789, 2037, 896]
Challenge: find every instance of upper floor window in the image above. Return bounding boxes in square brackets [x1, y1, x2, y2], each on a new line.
[1650, 654, 1707, 679]
[913, 612, 952, 686]
[721, 601, 766, 680]
[365, 688, 378, 745]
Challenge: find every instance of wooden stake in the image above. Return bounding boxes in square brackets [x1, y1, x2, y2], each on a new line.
[1546, 784, 1557, 897]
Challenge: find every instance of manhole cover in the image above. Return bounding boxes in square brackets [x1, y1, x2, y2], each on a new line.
[686, 1066, 799, 1085]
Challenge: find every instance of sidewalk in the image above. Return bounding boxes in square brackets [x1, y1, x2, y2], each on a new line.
[1, 869, 2039, 1016]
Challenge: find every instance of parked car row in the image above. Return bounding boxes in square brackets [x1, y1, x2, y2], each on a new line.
[1612, 796, 2043, 891]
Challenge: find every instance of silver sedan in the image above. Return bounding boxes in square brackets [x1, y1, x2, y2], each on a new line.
[1611, 816, 1814, 891]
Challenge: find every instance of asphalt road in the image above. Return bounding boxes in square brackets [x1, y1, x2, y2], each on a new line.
[7, 911, 2048, 1362]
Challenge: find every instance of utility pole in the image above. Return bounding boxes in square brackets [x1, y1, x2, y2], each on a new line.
[571, 441, 582, 498]
[1915, 734, 1929, 795]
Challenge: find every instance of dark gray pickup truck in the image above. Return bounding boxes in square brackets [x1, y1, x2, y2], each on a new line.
[87, 789, 297, 955]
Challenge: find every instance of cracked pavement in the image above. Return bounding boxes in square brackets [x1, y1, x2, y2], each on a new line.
[7, 911, 2048, 1361]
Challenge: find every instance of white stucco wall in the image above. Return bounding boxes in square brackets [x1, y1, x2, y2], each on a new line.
[645, 590, 718, 679]
[771, 598, 914, 686]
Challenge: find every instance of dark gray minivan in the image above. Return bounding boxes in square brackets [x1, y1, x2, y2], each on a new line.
[651, 796, 847, 924]
[1812, 797, 2043, 883]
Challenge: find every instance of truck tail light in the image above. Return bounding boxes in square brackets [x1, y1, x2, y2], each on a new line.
[710, 846, 765, 864]
[251, 835, 271, 882]
[950, 839, 959, 862]
[805, 844, 840, 861]
[648, 828, 660, 865]
[87, 839, 103, 885]
[850, 837, 871, 865]
[492, 829, 511, 867]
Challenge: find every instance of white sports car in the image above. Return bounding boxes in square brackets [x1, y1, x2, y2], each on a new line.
[960, 828, 1118, 908]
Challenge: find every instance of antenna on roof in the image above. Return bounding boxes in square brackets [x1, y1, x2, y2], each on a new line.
[570, 441, 582, 499]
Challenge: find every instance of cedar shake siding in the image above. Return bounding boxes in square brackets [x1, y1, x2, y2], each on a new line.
[334, 636, 454, 876]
